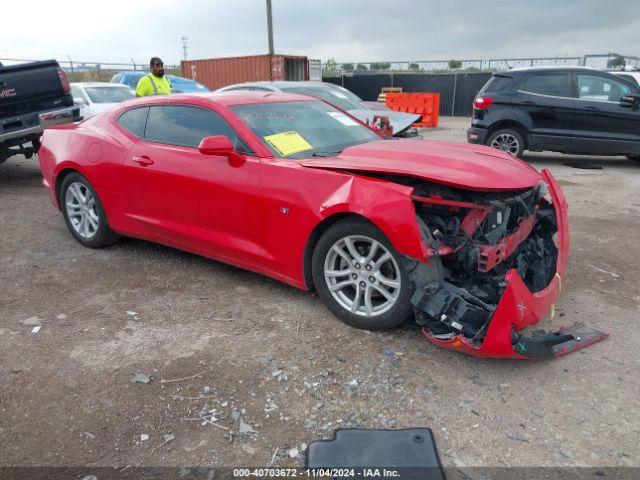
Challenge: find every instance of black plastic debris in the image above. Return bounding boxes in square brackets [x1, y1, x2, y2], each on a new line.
[306, 428, 445, 480]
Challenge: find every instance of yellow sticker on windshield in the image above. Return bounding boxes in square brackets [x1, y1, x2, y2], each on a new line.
[263, 131, 313, 157]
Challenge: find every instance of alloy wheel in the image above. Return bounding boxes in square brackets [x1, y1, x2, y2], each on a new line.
[490, 133, 520, 156]
[323, 235, 402, 317]
[65, 181, 99, 239]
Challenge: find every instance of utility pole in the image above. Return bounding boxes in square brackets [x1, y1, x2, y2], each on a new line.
[266, 0, 274, 55]
[181, 37, 189, 61]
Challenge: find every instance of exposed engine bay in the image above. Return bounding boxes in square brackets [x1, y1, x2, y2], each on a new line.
[408, 181, 558, 343]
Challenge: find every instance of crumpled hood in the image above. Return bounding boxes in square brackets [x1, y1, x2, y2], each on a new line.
[299, 139, 542, 191]
[347, 109, 421, 135]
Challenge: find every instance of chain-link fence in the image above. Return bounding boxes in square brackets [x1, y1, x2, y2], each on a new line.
[324, 53, 640, 76]
[0, 57, 181, 83]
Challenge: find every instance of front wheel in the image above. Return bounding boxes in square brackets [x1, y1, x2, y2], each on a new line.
[60, 172, 120, 248]
[311, 218, 414, 331]
[487, 128, 525, 159]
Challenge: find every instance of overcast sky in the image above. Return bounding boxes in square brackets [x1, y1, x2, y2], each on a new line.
[2, 0, 639, 66]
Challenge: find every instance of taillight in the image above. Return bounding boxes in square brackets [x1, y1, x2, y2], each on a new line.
[473, 96, 494, 109]
[57, 68, 70, 94]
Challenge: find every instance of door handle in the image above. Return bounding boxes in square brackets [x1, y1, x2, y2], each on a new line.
[585, 106, 600, 112]
[523, 101, 536, 106]
[132, 155, 154, 166]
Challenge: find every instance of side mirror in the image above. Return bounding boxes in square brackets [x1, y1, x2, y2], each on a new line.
[73, 97, 87, 106]
[620, 94, 640, 110]
[198, 135, 235, 156]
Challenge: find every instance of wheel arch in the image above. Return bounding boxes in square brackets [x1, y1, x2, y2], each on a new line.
[486, 120, 529, 148]
[54, 167, 82, 208]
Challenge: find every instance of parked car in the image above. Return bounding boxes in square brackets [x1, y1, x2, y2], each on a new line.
[609, 70, 640, 88]
[38, 91, 606, 359]
[216, 81, 421, 137]
[0, 60, 79, 165]
[467, 67, 640, 160]
[70, 83, 135, 118]
[110, 71, 209, 93]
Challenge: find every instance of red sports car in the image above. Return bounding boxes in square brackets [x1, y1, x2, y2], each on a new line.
[38, 92, 606, 359]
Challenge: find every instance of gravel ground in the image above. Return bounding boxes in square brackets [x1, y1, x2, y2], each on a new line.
[1, 117, 639, 469]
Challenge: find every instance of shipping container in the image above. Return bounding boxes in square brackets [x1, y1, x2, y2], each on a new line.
[181, 54, 309, 91]
[308, 59, 322, 82]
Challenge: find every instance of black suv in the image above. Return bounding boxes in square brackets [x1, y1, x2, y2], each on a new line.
[467, 67, 640, 159]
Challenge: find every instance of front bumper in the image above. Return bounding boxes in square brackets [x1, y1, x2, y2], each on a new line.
[466, 126, 489, 145]
[421, 170, 608, 359]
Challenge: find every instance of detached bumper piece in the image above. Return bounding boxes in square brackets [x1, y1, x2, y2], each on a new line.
[306, 428, 445, 480]
[514, 322, 609, 359]
[414, 271, 608, 360]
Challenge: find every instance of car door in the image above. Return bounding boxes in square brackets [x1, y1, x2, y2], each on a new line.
[122, 104, 264, 269]
[571, 72, 640, 155]
[513, 72, 575, 151]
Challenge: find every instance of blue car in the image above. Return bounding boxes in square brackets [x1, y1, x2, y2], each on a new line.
[110, 71, 210, 93]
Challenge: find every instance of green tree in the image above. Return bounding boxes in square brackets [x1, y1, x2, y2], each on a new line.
[370, 62, 391, 71]
[342, 63, 354, 71]
[322, 58, 341, 77]
[408, 62, 422, 71]
[607, 54, 626, 70]
[355, 63, 369, 71]
[449, 59, 462, 70]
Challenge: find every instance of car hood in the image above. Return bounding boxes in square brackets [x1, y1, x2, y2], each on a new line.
[298, 139, 542, 191]
[346, 109, 421, 135]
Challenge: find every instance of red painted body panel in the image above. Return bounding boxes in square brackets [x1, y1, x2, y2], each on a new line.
[422, 170, 576, 359]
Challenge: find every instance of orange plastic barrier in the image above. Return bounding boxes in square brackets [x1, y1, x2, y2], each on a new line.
[385, 92, 440, 128]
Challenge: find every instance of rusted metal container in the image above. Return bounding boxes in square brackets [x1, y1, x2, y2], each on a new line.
[181, 54, 308, 91]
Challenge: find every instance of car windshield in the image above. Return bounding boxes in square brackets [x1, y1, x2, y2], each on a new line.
[231, 100, 380, 159]
[280, 86, 365, 111]
[85, 87, 135, 103]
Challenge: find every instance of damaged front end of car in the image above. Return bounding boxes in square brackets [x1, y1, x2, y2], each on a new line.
[405, 170, 608, 359]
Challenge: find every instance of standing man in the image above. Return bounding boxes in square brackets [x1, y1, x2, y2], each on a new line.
[136, 57, 171, 97]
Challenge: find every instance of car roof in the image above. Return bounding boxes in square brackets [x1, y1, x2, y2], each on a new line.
[609, 70, 640, 77]
[219, 80, 336, 91]
[506, 66, 601, 75]
[117, 91, 318, 109]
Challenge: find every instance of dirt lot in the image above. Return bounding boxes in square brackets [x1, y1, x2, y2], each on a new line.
[1, 117, 639, 470]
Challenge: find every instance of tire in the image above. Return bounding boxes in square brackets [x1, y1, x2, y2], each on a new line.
[311, 218, 414, 331]
[487, 128, 525, 159]
[59, 172, 120, 248]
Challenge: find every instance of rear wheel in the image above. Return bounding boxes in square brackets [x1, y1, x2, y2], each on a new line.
[487, 128, 525, 159]
[311, 218, 414, 331]
[60, 172, 120, 248]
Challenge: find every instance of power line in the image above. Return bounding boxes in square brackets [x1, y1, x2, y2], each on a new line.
[181, 37, 189, 61]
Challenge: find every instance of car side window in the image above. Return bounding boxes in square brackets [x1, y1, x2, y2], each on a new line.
[144, 105, 252, 153]
[117, 107, 149, 138]
[520, 74, 570, 97]
[577, 74, 632, 102]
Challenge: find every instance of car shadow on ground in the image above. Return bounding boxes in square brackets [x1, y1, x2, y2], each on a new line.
[523, 152, 640, 171]
[0, 156, 43, 187]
